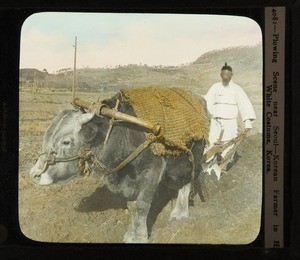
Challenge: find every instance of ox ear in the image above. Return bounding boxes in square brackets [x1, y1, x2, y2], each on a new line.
[78, 112, 95, 125]
[74, 112, 95, 136]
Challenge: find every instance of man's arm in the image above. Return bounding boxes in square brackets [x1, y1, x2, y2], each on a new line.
[235, 86, 256, 123]
[203, 84, 217, 116]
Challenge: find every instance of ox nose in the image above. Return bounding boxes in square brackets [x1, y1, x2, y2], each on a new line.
[29, 168, 53, 185]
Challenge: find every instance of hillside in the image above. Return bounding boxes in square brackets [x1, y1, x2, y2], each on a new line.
[19, 44, 262, 99]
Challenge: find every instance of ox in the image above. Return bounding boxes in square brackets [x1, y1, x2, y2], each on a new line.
[29, 92, 207, 243]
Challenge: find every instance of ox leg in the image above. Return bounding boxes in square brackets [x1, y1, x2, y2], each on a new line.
[169, 183, 191, 220]
[123, 200, 151, 243]
[123, 159, 166, 243]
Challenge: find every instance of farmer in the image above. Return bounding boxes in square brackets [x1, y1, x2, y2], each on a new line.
[203, 62, 256, 179]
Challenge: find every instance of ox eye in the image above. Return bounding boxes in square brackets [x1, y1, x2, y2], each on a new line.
[62, 138, 72, 145]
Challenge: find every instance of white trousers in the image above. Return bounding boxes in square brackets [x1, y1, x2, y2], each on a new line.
[208, 117, 238, 149]
[205, 117, 238, 179]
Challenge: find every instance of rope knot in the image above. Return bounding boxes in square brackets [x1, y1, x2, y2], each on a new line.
[78, 145, 93, 176]
[78, 144, 107, 177]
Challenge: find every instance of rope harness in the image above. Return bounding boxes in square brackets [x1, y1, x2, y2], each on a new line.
[33, 145, 100, 178]
[33, 98, 158, 179]
[33, 139, 155, 180]
[33, 151, 81, 178]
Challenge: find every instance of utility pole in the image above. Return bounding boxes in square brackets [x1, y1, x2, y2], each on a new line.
[33, 70, 37, 94]
[72, 36, 77, 101]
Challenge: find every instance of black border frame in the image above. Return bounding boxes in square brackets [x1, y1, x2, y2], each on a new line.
[0, 0, 298, 258]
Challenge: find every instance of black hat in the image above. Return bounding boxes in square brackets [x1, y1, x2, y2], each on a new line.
[221, 62, 232, 72]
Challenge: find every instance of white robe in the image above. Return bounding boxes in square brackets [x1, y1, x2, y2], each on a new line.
[203, 81, 256, 179]
[204, 81, 256, 122]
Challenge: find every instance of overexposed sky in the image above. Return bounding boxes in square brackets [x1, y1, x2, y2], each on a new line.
[20, 12, 262, 73]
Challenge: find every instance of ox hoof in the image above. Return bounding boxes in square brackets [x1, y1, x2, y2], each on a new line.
[123, 233, 149, 243]
[169, 210, 189, 221]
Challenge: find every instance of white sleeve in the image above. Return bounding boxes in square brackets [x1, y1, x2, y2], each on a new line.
[203, 84, 217, 116]
[236, 86, 256, 122]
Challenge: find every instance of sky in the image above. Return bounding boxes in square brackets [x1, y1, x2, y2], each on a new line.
[20, 12, 262, 73]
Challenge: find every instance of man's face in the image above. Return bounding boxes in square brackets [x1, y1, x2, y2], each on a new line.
[220, 69, 233, 85]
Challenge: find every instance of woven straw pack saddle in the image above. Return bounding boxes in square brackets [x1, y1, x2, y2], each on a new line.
[119, 87, 209, 157]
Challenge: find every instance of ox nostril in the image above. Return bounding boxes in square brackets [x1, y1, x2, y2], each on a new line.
[33, 175, 41, 183]
[33, 172, 42, 178]
[30, 169, 53, 185]
[30, 168, 40, 178]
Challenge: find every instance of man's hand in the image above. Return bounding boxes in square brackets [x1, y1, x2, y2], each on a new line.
[244, 119, 253, 129]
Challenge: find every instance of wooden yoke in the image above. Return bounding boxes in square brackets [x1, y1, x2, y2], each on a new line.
[72, 98, 161, 136]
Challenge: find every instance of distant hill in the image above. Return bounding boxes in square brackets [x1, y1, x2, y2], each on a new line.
[19, 44, 262, 100]
[190, 44, 262, 99]
[193, 44, 262, 70]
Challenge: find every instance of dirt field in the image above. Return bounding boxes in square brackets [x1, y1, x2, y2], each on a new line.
[19, 90, 262, 244]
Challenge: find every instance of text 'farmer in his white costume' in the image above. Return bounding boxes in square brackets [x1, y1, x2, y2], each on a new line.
[204, 63, 256, 180]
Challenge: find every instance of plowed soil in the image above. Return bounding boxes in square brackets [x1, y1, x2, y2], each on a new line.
[19, 90, 262, 244]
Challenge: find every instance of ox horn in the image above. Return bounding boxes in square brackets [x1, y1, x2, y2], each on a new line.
[72, 98, 161, 135]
